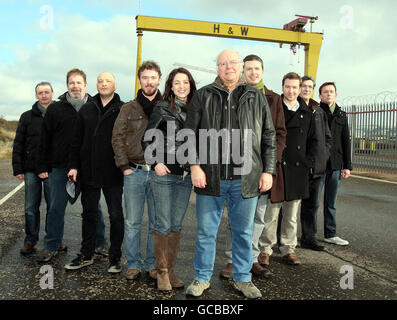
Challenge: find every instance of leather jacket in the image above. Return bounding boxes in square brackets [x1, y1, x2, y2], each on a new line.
[112, 100, 149, 172]
[184, 78, 276, 198]
[141, 99, 187, 175]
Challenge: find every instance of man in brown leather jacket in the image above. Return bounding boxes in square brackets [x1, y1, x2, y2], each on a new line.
[112, 61, 162, 281]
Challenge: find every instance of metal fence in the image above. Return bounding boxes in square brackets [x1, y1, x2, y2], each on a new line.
[341, 92, 397, 175]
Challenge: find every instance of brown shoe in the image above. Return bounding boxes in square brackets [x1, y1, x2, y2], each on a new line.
[58, 244, 67, 252]
[220, 263, 234, 279]
[20, 243, 35, 255]
[282, 253, 301, 265]
[251, 262, 272, 278]
[125, 268, 141, 280]
[148, 269, 157, 280]
[258, 252, 270, 266]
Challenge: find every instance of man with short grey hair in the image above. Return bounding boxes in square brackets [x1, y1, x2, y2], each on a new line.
[13, 82, 54, 255]
[184, 49, 276, 299]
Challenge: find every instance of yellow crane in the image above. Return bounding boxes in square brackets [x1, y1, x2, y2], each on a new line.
[134, 15, 323, 95]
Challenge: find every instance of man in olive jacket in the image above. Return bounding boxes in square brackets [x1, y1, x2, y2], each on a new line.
[12, 82, 54, 255]
[318, 82, 352, 246]
[184, 49, 276, 299]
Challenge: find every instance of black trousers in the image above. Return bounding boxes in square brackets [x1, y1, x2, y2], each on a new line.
[80, 183, 124, 262]
[300, 175, 323, 244]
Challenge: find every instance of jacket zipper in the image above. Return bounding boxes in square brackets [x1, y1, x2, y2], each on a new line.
[213, 85, 251, 180]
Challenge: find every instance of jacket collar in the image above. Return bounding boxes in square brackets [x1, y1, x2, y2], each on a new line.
[93, 92, 121, 108]
[281, 95, 311, 112]
[319, 101, 341, 116]
[58, 92, 94, 105]
[213, 75, 247, 92]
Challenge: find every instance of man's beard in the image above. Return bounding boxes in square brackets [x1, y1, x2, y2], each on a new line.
[69, 92, 83, 100]
[141, 86, 157, 97]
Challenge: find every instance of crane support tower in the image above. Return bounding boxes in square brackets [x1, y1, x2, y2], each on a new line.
[134, 16, 323, 95]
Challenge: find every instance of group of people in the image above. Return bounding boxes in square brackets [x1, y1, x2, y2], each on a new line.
[12, 48, 352, 299]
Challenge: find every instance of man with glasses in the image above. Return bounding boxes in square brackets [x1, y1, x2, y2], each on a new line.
[184, 49, 276, 299]
[220, 54, 287, 278]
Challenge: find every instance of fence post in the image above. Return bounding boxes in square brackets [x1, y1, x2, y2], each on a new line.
[351, 104, 356, 167]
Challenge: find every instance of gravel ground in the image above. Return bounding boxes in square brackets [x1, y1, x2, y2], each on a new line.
[0, 159, 25, 260]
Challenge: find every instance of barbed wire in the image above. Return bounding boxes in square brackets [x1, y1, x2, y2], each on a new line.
[340, 91, 397, 107]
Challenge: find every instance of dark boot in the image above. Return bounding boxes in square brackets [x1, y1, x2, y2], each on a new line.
[168, 231, 184, 288]
[153, 231, 172, 291]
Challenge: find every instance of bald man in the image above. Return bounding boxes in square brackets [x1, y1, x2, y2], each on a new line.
[65, 72, 125, 273]
[184, 49, 276, 299]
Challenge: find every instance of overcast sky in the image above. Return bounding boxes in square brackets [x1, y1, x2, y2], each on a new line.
[1, 0, 396, 120]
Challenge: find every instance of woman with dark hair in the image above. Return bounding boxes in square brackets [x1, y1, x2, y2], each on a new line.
[142, 68, 196, 291]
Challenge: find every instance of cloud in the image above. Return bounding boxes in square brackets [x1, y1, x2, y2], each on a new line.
[1, 1, 396, 119]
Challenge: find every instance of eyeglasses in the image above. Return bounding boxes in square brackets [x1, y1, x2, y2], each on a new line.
[217, 60, 241, 68]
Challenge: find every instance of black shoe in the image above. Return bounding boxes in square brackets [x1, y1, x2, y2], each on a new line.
[108, 260, 122, 273]
[65, 254, 94, 270]
[300, 241, 324, 251]
[36, 249, 58, 262]
[95, 245, 109, 257]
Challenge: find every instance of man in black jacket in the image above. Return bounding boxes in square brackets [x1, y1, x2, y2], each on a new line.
[65, 72, 124, 273]
[184, 49, 276, 299]
[12, 82, 54, 255]
[318, 82, 352, 246]
[259, 72, 316, 266]
[36, 69, 94, 262]
[299, 76, 332, 251]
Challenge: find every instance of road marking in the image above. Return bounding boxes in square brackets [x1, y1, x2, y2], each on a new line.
[351, 175, 397, 185]
[0, 182, 24, 207]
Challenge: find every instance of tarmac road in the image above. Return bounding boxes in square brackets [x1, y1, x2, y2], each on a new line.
[0, 158, 396, 305]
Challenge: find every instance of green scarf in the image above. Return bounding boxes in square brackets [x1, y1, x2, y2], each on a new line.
[253, 79, 265, 93]
[329, 102, 336, 114]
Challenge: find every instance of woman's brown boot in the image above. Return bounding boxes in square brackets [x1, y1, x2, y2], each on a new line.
[153, 231, 172, 291]
[168, 231, 184, 288]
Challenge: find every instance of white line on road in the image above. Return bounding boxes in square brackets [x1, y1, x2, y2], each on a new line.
[0, 182, 24, 207]
[351, 175, 397, 185]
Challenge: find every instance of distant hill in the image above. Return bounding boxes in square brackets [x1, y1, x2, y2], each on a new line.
[0, 117, 18, 159]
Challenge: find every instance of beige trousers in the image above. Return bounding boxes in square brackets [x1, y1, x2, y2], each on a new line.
[259, 199, 301, 256]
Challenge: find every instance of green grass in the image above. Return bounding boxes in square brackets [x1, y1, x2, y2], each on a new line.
[0, 116, 17, 159]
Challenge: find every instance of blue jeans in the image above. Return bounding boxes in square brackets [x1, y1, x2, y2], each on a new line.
[194, 179, 258, 283]
[44, 168, 68, 251]
[24, 172, 50, 246]
[151, 173, 192, 235]
[319, 170, 341, 238]
[123, 167, 155, 271]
